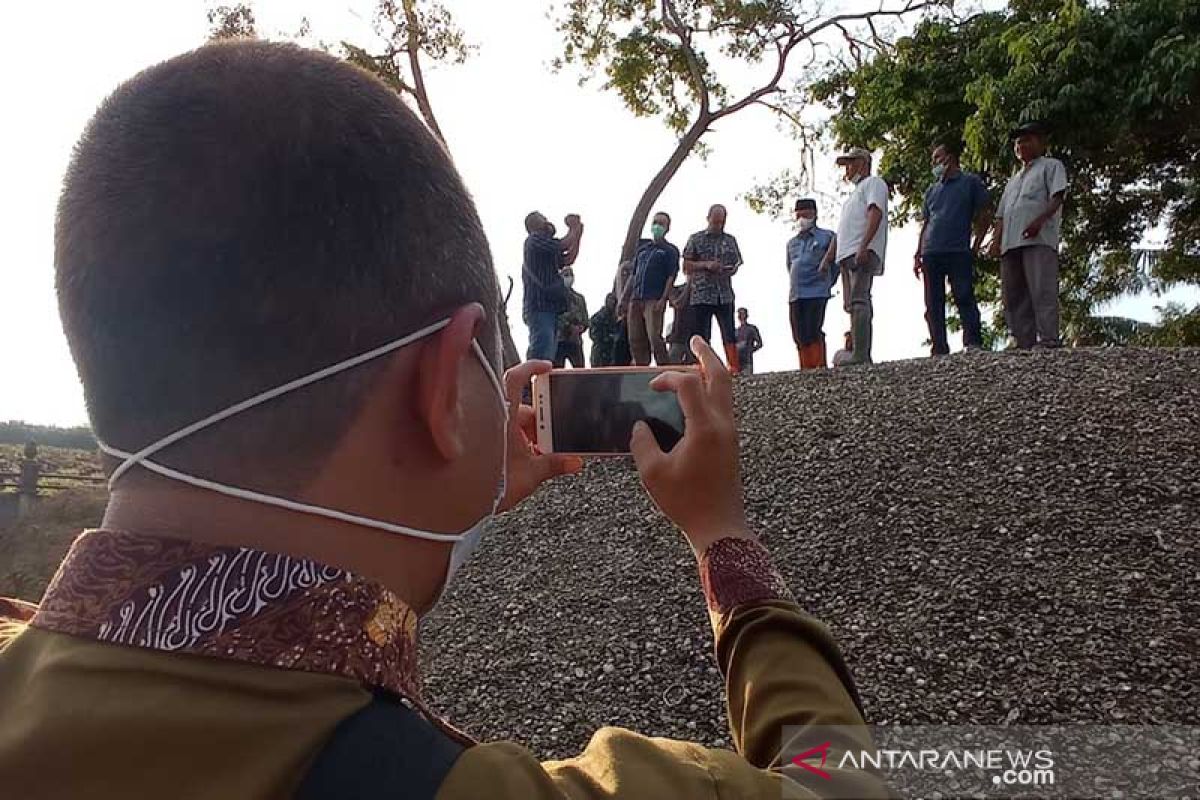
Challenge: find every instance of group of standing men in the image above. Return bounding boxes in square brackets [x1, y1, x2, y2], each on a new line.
[521, 119, 1068, 373]
[521, 203, 765, 373]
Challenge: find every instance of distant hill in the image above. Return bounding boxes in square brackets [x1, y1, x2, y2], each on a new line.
[0, 421, 95, 451]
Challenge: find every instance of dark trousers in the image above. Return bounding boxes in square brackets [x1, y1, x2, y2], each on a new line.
[693, 303, 736, 345]
[789, 298, 829, 346]
[554, 340, 585, 368]
[613, 321, 632, 366]
[923, 252, 982, 354]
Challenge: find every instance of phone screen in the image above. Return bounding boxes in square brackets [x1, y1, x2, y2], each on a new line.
[549, 370, 685, 454]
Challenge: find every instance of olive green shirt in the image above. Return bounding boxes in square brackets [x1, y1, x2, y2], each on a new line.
[0, 530, 887, 799]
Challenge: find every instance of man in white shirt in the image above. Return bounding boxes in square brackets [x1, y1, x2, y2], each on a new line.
[830, 147, 888, 364]
[990, 121, 1068, 348]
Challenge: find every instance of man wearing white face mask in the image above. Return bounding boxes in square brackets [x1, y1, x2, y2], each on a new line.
[553, 267, 589, 368]
[0, 42, 885, 800]
[787, 197, 838, 369]
[833, 146, 889, 365]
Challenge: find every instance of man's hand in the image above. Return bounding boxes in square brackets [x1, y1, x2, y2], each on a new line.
[987, 238, 1001, 259]
[565, 214, 582, 229]
[571, 324, 586, 337]
[1021, 219, 1043, 240]
[654, 296, 669, 313]
[855, 246, 870, 267]
[630, 337, 753, 556]
[497, 360, 582, 513]
[913, 253, 924, 278]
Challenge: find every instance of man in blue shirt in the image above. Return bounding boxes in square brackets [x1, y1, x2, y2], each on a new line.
[522, 211, 583, 361]
[628, 211, 680, 366]
[786, 198, 838, 369]
[914, 142, 989, 355]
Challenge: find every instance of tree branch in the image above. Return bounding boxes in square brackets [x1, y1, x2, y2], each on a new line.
[713, 0, 935, 121]
[661, 0, 711, 119]
[755, 99, 805, 130]
[400, 0, 447, 145]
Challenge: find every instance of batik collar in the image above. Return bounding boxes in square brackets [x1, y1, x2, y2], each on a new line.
[32, 529, 423, 701]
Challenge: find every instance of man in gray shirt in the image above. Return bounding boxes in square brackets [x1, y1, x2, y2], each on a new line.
[990, 121, 1068, 348]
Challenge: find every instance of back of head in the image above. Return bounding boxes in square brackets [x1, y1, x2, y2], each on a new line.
[56, 41, 498, 489]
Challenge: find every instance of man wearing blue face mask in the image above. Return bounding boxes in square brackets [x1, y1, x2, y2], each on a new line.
[0, 42, 884, 800]
[914, 141, 990, 355]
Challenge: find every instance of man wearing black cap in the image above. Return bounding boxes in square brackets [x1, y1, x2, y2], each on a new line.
[990, 121, 1068, 348]
[786, 198, 838, 368]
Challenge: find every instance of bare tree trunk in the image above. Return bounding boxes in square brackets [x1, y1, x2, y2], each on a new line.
[616, 116, 709, 280]
[400, 0, 447, 145]
[397, 0, 519, 365]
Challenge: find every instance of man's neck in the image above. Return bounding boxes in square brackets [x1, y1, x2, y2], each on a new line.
[101, 483, 447, 615]
[943, 165, 962, 181]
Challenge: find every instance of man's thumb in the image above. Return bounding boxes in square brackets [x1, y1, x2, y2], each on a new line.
[629, 421, 663, 469]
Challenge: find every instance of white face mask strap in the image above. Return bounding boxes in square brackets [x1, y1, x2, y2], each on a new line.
[97, 316, 508, 544]
[95, 446, 466, 542]
[471, 339, 506, 411]
[104, 318, 453, 486]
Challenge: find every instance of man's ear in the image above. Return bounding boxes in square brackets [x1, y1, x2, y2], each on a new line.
[415, 303, 486, 462]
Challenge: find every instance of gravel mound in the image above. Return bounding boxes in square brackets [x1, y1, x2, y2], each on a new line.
[422, 348, 1200, 759]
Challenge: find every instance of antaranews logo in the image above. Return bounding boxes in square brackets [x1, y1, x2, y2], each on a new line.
[792, 742, 1054, 785]
[784, 724, 1200, 798]
[790, 741, 833, 780]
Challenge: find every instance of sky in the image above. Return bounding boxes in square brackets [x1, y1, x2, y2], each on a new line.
[2, 0, 1195, 428]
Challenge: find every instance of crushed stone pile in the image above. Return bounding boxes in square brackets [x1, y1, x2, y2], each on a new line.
[422, 348, 1199, 759]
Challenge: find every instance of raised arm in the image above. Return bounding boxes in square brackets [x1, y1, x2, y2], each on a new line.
[559, 215, 584, 267]
[438, 344, 888, 799]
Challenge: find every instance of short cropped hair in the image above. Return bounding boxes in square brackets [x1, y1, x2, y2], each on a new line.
[938, 139, 964, 159]
[653, 211, 671, 225]
[56, 42, 499, 489]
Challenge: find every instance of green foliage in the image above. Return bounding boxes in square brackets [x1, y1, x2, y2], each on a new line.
[801, 0, 1200, 341]
[207, 4, 256, 40]
[1137, 303, 1200, 347]
[554, 1, 937, 261]
[554, 0, 801, 133]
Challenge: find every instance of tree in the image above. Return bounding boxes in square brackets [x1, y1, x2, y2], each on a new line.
[342, 0, 473, 149]
[554, 0, 938, 276]
[207, 4, 256, 39]
[799, 0, 1200, 343]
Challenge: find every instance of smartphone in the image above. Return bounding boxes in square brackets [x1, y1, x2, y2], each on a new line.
[532, 367, 690, 456]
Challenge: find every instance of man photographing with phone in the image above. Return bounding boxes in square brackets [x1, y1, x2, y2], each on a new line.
[0, 42, 883, 799]
[523, 211, 584, 362]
